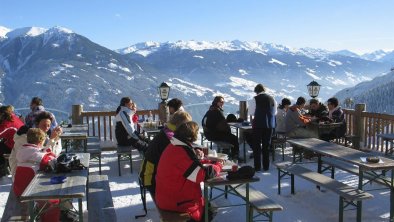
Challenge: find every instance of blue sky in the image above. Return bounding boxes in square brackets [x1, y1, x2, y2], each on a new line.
[1, 0, 393, 54]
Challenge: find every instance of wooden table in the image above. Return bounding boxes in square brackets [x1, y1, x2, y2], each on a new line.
[308, 121, 343, 137]
[204, 175, 260, 222]
[228, 122, 252, 162]
[61, 124, 88, 133]
[287, 138, 394, 222]
[20, 153, 90, 222]
[139, 124, 161, 140]
[377, 133, 394, 155]
[60, 131, 88, 152]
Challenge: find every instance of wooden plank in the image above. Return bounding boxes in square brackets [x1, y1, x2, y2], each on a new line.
[88, 175, 116, 222]
[1, 189, 29, 222]
[100, 141, 117, 152]
[283, 164, 373, 201]
[235, 185, 283, 212]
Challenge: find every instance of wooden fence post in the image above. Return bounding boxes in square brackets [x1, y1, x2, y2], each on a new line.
[353, 103, 366, 149]
[72, 104, 83, 124]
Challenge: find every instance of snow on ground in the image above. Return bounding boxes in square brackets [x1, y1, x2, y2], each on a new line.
[0, 142, 391, 221]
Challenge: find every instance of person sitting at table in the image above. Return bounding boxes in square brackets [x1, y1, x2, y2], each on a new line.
[167, 98, 184, 116]
[308, 98, 328, 121]
[25, 97, 58, 130]
[202, 96, 240, 161]
[139, 110, 192, 196]
[156, 121, 223, 222]
[320, 97, 347, 141]
[9, 111, 63, 179]
[276, 98, 291, 133]
[13, 128, 59, 222]
[115, 97, 148, 152]
[285, 97, 318, 138]
[0, 105, 25, 177]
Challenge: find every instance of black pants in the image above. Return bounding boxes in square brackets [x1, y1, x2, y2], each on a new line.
[252, 128, 273, 171]
[206, 132, 239, 159]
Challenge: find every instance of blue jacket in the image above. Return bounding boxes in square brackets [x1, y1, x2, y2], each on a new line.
[252, 93, 276, 129]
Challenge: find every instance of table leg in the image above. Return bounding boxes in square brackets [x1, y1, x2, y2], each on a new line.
[317, 155, 322, 190]
[246, 183, 250, 222]
[29, 201, 35, 222]
[390, 170, 394, 221]
[357, 170, 363, 222]
[79, 198, 83, 222]
[204, 184, 208, 222]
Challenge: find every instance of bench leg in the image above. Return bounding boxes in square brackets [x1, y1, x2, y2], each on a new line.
[291, 173, 295, 194]
[277, 168, 281, 195]
[99, 155, 102, 175]
[135, 178, 148, 219]
[129, 154, 133, 174]
[118, 154, 121, 176]
[78, 198, 83, 222]
[339, 197, 344, 222]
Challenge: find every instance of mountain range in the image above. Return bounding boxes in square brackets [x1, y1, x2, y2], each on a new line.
[0, 26, 393, 121]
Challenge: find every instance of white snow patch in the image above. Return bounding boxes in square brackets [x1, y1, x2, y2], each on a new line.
[52, 43, 60, 48]
[65, 88, 76, 94]
[77, 54, 83, 58]
[62, 63, 74, 68]
[85, 63, 92, 66]
[325, 76, 347, 86]
[268, 58, 287, 66]
[328, 60, 342, 67]
[238, 69, 248, 76]
[305, 71, 322, 80]
[193, 55, 204, 59]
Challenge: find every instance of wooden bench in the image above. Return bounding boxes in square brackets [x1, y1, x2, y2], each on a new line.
[235, 185, 283, 222]
[275, 162, 373, 222]
[86, 137, 102, 174]
[271, 132, 287, 162]
[1, 189, 29, 222]
[117, 145, 133, 176]
[88, 174, 116, 222]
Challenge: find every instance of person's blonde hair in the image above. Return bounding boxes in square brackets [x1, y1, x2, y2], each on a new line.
[168, 111, 192, 128]
[174, 121, 199, 143]
[26, 128, 46, 145]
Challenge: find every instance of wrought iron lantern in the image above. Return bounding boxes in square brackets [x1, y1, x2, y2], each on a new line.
[158, 82, 170, 102]
[307, 80, 321, 98]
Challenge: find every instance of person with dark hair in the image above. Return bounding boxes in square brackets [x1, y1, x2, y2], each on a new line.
[25, 97, 58, 130]
[320, 97, 347, 141]
[276, 98, 291, 133]
[167, 98, 184, 115]
[9, 111, 63, 179]
[140, 111, 192, 196]
[285, 97, 318, 138]
[156, 121, 222, 222]
[0, 105, 25, 176]
[115, 97, 148, 152]
[308, 98, 328, 120]
[202, 96, 240, 161]
[247, 84, 277, 171]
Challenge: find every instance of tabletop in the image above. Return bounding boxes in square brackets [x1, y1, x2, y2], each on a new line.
[61, 124, 88, 133]
[377, 133, 394, 141]
[228, 122, 252, 130]
[287, 138, 394, 171]
[20, 153, 90, 201]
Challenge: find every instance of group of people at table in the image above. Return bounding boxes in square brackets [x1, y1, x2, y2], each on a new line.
[0, 83, 347, 221]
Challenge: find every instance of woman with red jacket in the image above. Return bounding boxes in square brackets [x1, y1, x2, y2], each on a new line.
[0, 105, 24, 176]
[156, 121, 223, 221]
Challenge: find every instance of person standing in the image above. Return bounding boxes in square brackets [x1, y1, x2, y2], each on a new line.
[248, 84, 277, 171]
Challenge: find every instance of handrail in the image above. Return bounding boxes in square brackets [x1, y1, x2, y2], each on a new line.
[80, 109, 160, 141]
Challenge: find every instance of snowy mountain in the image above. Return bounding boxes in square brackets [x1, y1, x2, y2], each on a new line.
[334, 70, 394, 114]
[0, 26, 393, 122]
[362, 50, 394, 63]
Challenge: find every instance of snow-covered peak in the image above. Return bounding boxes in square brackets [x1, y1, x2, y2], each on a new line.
[296, 47, 332, 59]
[117, 41, 161, 54]
[46, 26, 73, 34]
[6, 27, 47, 39]
[333, 50, 360, 58]
[361, 50, 391, 61]
[0, 26, 11, 38]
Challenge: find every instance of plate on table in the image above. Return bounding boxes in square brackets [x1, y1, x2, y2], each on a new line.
[206, 153, 228, 161]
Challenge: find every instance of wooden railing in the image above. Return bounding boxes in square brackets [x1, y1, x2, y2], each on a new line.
[78, 108, 159, 141]
[343, 106, 394, 151]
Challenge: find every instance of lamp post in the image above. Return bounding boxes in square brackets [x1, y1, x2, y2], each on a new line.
[307, 80, 321, 98]
[158, 82, 170, 123]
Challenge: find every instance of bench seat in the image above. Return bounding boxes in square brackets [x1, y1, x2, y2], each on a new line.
[88, 174, 116, 222]
[275, 162, 373, 222]
[1, 189, 29, 222]
[236, 185, 283, 222]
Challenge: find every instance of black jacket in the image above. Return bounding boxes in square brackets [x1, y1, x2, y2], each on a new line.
[202, 106, 230, 140]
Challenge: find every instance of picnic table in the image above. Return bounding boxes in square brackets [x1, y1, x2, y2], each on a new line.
[377, 133, 394, 155]
[228, 122, 252, 162]
[20, 153, 90, 222]
[204, 174, 260, 222]
[60, 125, 88, 152]
[139, 122, 161, 140]
[308, 121, 343, 137]
[287, 138, 394, 222]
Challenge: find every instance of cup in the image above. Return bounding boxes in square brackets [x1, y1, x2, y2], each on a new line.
[232, 165, 238, 172]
